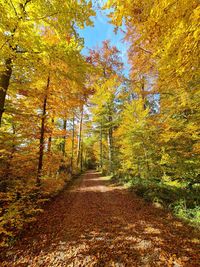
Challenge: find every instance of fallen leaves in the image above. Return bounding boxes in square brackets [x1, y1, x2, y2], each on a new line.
[1, 171, 200, 266]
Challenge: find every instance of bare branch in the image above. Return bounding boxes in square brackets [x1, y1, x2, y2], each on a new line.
[138, 46, 153, 55]
[9, 0, 18, 17]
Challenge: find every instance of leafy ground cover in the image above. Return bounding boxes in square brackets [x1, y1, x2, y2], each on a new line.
[1, 171, 199, 266]
[112, 174, 200, 226]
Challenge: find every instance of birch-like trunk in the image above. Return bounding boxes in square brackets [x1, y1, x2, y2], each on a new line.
[77, 107, 83, 169]
[62, 119, 67, 156]
[107, 114, 113, 174]
[70, 115, 75, 173]
[99, 120, 103, 170]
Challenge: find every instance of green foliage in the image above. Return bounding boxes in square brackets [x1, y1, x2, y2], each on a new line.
[173, 200, 200, 224]
[114, 174, 200, 225]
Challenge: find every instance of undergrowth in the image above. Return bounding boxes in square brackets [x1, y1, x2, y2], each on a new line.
[0, 173, 71, 247]
[111, 174, 200, 226]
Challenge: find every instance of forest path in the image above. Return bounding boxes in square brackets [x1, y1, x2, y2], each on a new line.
[1, 171, 200, 267]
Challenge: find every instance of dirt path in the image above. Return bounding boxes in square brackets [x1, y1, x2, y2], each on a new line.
[1, 171, 200, 266]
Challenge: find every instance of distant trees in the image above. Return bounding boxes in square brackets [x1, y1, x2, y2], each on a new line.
[87, 41, 123, 173]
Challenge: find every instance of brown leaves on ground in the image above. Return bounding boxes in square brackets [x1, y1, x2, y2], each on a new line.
[1, 171, 200, 266]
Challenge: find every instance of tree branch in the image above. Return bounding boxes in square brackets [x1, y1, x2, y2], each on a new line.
[9, 0, 18, 17]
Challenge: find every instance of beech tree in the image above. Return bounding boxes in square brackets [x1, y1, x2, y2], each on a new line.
[0, 0, 95, 124]
[106, 0, 200, 185]
[88, 41, 123, 173]
[0, 0, 95, 185]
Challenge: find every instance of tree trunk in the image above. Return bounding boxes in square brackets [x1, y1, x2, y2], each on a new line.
[62, 119, 67, 156]
[141, 77, 146, 110]
[77, 107, 83, 169]
[47, 118, 54, 153]
[0, 58, 12, 125]
[70, 115, 75, 174]
[37, 74, 50, 185]
[107, 114, 113, 174]
[80, 140, 83, 172]
[99, 120, 103, 170]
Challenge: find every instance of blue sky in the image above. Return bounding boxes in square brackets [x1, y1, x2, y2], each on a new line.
[78, 8, 130, 76]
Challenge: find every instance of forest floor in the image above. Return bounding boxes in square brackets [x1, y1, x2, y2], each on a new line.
[1, 171, 200, 267]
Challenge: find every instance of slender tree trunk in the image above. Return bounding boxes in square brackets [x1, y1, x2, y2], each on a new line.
[100, 120, 103, 170]
[47, 117, 54, 177]
[77, 107, 83, 169]
[80, 140, 83, 172]
[47, 118, 54, 153]
[48, 134, 52, 154]
[37, 74, 50, 185]
[0, 58, 12, 125]
[70, 115, 75, 173]
[141, 77, 146, 110]
[107, 114, 113, 173]
[62, 119, 67, 156]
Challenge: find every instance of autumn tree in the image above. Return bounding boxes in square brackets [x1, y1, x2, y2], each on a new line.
[88, 40, 123, 173]
[106, 0, 200, 186]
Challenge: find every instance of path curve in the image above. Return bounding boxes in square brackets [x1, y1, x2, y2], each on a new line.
[1, 171, 200, 266]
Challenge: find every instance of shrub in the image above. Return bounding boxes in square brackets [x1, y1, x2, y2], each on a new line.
[113, 174, 200, 225]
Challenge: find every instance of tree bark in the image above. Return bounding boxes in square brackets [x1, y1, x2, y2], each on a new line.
[47, 118, 54, 153]
[77, 107, 83, 169]
[80, 139, 83, 172]
[62, 119, 67, 156]
[141, 77, 146, 110]
[0, 58, 12, 125]
[107, 113, 113, 173]
[37, 74, 50, 185]
[99, 120, 103, 170]
[70, 115, 75, 174]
